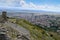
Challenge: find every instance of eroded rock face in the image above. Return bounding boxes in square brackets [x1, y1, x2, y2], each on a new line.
[0, 34, 8, 40]
[17, 34, 29, 40]
[0, 21, 31, 40]
[0, 28, 10, 40]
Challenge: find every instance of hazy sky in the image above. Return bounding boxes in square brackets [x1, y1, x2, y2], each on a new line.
[0, 0, 60, 12]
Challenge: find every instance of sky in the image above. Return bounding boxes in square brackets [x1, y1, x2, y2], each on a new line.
[0, 0, 60, 12]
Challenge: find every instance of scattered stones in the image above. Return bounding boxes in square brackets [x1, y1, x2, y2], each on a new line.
[0, 22, 30, 40]
[0, 27, 10, 40]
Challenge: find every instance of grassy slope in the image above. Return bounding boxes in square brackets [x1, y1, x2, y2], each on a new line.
[48, 31, 60, 40]
[16, 19, 55, 40]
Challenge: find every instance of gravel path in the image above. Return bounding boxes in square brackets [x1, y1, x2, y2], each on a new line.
[5, 21, 30, 40]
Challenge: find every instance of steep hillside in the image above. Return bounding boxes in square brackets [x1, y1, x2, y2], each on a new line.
[16, 19, 55, 40]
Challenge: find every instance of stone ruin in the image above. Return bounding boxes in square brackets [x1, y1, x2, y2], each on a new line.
[0, 11, 7, 23]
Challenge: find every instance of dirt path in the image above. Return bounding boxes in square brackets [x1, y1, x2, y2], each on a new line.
[5, 22, 30, 40]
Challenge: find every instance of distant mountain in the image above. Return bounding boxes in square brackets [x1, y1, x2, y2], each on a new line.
[0, 7, 60, 16]
[0, 7, 55, 13]
[0, 8, 45, 12]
